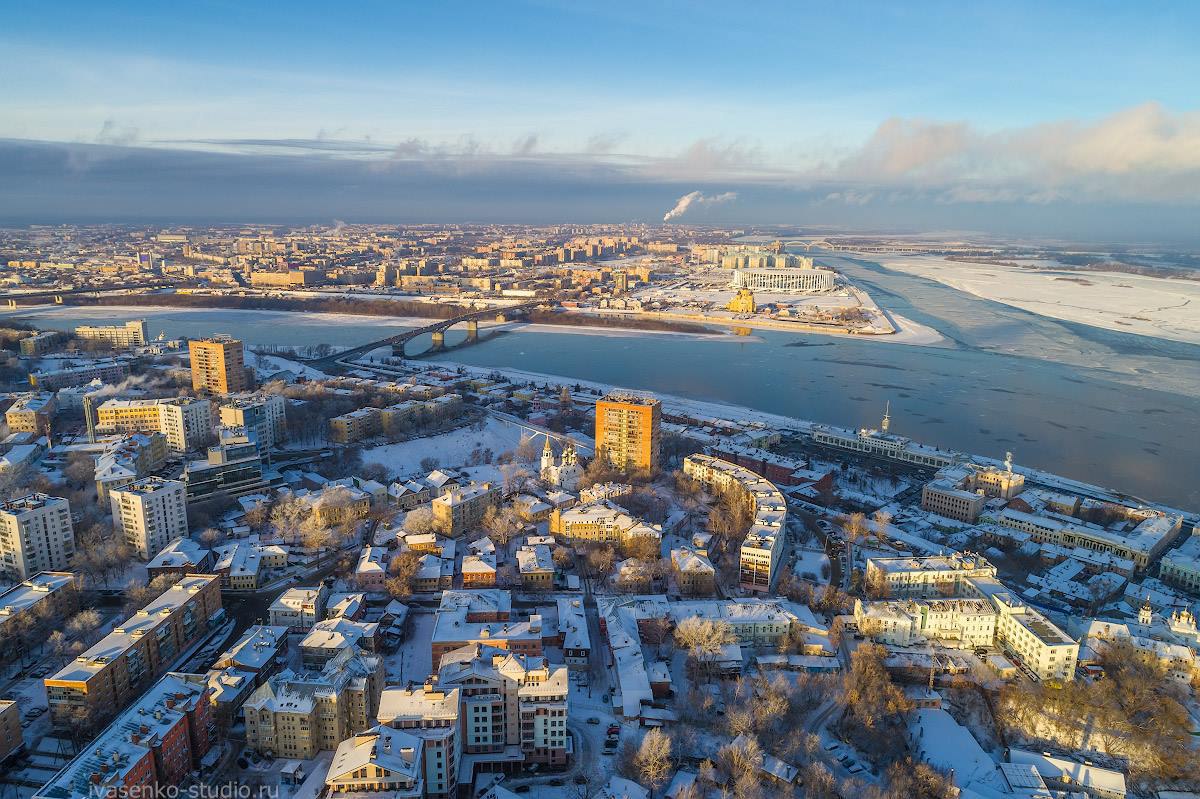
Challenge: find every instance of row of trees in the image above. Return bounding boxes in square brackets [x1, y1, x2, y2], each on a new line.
[1000, 639, 1198, 784]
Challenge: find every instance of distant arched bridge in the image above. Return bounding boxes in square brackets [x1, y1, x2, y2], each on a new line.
[306, 300, 539, 368]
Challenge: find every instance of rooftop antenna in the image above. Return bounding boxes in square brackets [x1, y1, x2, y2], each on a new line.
[881, 401, 891, 433]
[1004, 451, 1013, 473]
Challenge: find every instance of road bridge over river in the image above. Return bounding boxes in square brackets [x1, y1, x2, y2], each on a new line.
[305, 300, 539, 369]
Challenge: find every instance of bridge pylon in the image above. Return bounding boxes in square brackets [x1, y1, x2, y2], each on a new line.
[431, 330, 445, 350]
[5, 299, 14, 309]
[465, 319, 478, 342]
[54, 295, 63, 304]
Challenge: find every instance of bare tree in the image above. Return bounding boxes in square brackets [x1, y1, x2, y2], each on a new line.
[633, 729, 673, 792]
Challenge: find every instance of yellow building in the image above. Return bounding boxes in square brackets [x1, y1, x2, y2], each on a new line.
[189, 336, 250, 394]
[595, 393, 661, 473]
[726, 288, 756, 314]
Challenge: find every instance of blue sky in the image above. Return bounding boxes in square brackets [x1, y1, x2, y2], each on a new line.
[3, 1, 1199, 239]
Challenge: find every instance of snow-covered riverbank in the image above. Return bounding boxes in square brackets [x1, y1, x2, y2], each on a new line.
[876, 255, 1200, 345]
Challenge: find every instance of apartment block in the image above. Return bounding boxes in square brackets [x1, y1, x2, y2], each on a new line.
[29, 360, 130, 391]
[94, 433, 170, 503]
[430, 590, 548, 665]
[189, 336, 250, 394]
[0, 494, 75, 580]
[325, 726, 424, 799]
[1160, 535, 1200, 594]
[921, 479, 987, 523]
[219, 393, 286, 449]
[32, 673, 214, 799]
[0, 701, 20, 763]
[377, 685, 460, 799]
[96, 397, 213, 452]
[595, 393, 661, 472]
[0, 571, 78, 661]
[683, 454, 786, 592]
[864, 553, 998, 599]
[243, 646, 385, 759]
[5, 393, 57, 436]
[432, 482, 500, 538]
[438, 643, 570, 769]
[109, 478, 189, 560]
[74, 319, 149, 348]
[45, 574, 222, 729]
[549, 499, 662, 545]
[269, 585, 330, 630]
[852, 597, 996, 649]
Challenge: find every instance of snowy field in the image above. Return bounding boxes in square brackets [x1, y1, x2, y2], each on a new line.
[877, 255, 1200, 345]
[357, 416, 532, 476]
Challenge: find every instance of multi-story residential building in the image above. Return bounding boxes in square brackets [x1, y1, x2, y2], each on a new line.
[109, 477, 188, 559]
[5, 393, 57, 435]
[0, 700, 21, 763]
[211, 541, 263, 590]
[432, 482, 500, 538]
[269, 585, 330, 630]
[438, 643, 570, 769]
[32, 673, 214, 799]
[864, 553, 998, 599]
[243, 646, 385, 759]
[1160, 534, 1200, 594]
[556, 598, 590, 669]
[0, 571, 78, 661]
[549, 500, 663, 545]
[189, 336, 250, 394]
[996, 505, 1183, 572]
[45, 574, 222, 729]
[219, 393, 286, 449]
[302, 484, 372, 528]
[595, 393, 661, 472]
[96, 396, 213, 452]
[300, 617, 380, 670]
[921, 482, 987, 523]
[94, 432, 170, 502]
[29, 360, 131, 391]
[516, 544, 554, 590]
[19, 330, 65, 356]
[0, 494, 75, 580]
[146, 537, 214, 580]
[852, 598, 996, 649]
[74, 319, 149, 348]
[377, 685, 461, 799]
[182, 426, 267, 501]
[671, 547, 716, 595]
[325, 726, 424, 799]
[431, 590, 549, 665]
[683, 454, 786, 592]
[355, 546, 389, 592]
[330, 408, 381, 443]
[213, 625, 290, 679]
[977, 584, 1079, 683]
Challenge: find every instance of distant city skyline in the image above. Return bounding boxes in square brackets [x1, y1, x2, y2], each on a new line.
[3, 1, 1199, 241]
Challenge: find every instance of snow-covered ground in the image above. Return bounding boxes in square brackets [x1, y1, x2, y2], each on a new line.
[877, 254, 1200, 345]
[251, 352, 330, 379]
[357, 416, 531, 478]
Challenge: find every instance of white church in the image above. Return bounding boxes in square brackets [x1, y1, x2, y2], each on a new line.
[541, 437, 584, 492]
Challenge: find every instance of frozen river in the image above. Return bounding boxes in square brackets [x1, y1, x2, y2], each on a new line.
[8, 254, 1199, 510]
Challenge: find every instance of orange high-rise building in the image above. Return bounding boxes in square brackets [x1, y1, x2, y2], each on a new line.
[189, 336, 249, 394]
[595, 393, 661, 472]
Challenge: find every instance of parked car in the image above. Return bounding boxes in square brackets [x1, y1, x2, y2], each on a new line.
[823, 741, 840, 752]
[586, 717, 600, 725]
[606, 724, 620, 735]
[846, 763, 863, 775]
[514, 787, 530, 794]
